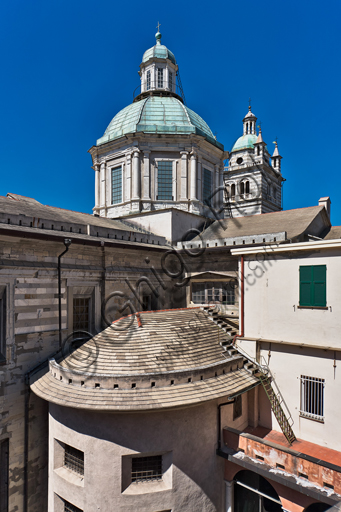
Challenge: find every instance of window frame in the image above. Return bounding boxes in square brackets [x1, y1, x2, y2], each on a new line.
[300, 375, 325, 422]
[146, 69, 151, 91]
[64, 443, 84, 476]
[299, 265, 327, 308]
[131, 455, 163, 483]
[0, 286, 7, 363]
[157, 67, 164, 88]
[111, 165, 122, 205]
[191, 281, 235, 306]
[203, 168, 213, 207]
[155, 160, 174, 201]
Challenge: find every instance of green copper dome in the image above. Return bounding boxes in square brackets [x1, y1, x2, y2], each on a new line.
[96, 96, 223, 149]
[231, 134, 258, 152]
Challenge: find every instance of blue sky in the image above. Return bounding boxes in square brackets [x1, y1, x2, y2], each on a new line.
[1, 0, 340, 224]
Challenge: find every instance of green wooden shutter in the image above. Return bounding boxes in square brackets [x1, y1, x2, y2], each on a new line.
[312, 265, 326, 307]
[299, 266, 312, 306]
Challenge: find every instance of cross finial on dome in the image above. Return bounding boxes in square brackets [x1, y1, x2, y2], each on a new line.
[155, 22, 162, 44]
[257, 122, 262, 132]
[248, 97, 252, 110]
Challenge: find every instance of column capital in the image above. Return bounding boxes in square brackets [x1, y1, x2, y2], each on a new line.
[92, 164, 100, 171]
[180, 151, 189, 157]
[143, 150, 151, 156]
[132, 148, 140, 156]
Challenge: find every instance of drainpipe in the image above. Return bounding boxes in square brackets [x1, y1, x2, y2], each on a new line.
[58, 239, 72, 349]
[217, 400, 235, 451]
[233, 255, 244, 345]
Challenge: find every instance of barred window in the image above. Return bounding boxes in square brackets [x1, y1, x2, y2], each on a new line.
[192, 282, 235, 305]
[157, 161, 173, 200]
[203, 168, 212, 206]
[111, 166, 122, 205]
[64, 444, 84, 475]
[157, 68, 163, 88]
[63, 499, 83, 512]
[132, 455, 162, 482]
[300, 375, 324, 421]
[73, 297, 90, 332]
[146, 70, 151, 91]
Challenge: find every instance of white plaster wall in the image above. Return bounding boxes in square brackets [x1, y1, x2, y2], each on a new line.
[257, 343, 341, 450]
[243, 250, 341, 347]
[48, 400, 228, 512]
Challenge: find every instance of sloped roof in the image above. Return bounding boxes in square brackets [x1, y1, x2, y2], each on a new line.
[197, 206, 328, 242]
[322, 226, 341, 240]
[31, 308, 259, 411]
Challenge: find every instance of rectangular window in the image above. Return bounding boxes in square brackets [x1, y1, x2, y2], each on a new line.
[299, 265, 326, 307]
[132, 455, 162, 482]
[64, 444, 84, 475]
[63, 499, 83, 512]
[73, 297, 90, 333]
[191, 282, 235, 305]
[300, 375, 324, 421]
[203, 168, 212, 207]
[157, 68, 163, 88]
[233, 394, 242, 419]
[157, 161, 173, 201]
[146, 70, 151, 91]
[0, 439, 9, 512]
[111, 166, 122, 205]
[0, 287, 6, 362]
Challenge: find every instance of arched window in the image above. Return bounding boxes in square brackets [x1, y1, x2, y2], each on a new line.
[246, 123, 249, 134]
[240, 181, 245, 195]
[245, 181, 250, 194]
[257, 146, 260, 156]
[234, 470, 283, 512]
[231, 184, 236, 198]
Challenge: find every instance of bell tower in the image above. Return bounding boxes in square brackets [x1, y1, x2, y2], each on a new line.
[224, 106, 285, 218]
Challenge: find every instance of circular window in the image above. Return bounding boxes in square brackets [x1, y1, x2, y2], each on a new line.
[236, 157, 243, 164]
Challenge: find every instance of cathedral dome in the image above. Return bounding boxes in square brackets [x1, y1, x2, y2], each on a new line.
[97, 95, 222, 148]
[231, 133, 258, 152]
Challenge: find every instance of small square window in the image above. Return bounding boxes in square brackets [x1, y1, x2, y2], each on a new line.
[131, 455, 162, 482]
[64, 444, 84, 475]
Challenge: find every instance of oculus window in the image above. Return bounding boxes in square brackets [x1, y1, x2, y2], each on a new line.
[299, 265, 326, 307]
[157, 161, 173, 201]
[111, 166, 122, 205]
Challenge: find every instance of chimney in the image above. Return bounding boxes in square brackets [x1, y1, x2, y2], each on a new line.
[319, 197, 331, 219]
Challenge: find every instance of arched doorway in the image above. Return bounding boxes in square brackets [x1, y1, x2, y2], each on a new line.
[234, 470, 283, 512]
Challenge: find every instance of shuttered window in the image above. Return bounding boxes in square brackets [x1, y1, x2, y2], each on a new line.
[203, 168, 212, 206]
[299, 265, 326, 307]
[111, 166, 122, 205]
[157, 161, 173, 200]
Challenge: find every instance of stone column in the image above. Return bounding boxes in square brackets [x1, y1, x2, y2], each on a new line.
[100, 161, 106, 212]
[197, 158, 202, 202]
[225, 481, 234, 512]
[180, 151, 188, 202]
[125, 153, 131, 202]
[190, 151, 197, 200]
[132, 149, 140, 211]
[142, 150, 151, 210]
[94, 164, 100, 208]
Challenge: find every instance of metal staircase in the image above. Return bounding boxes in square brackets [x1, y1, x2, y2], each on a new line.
[202, 307, 296, 445]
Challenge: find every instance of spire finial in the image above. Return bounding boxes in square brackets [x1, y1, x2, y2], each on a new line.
[248, 97, 252, 111]
[257, 122, 262, 132]
[155, 22, 162, 44]
[273, 136, 278, 145]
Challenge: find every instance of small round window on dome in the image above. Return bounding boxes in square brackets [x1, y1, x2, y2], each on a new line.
[236, 157, 243, 164]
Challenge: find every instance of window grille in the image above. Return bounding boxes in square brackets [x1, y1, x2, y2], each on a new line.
[64, 444, 84, 475]
[300, 375, 324, 421]
[0, 287, 6, 361]
[203, 168, 212, 206]
[146, 70, 151, 91]
[192, 282, 235, 305]
[63, 499, 83, 512]
[132, 455, 162, 482]
[73, 298, 90, 332]
[111, 166, 122, 205]
[157, 161, 173, 200]
[157, 68, 163, 88]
